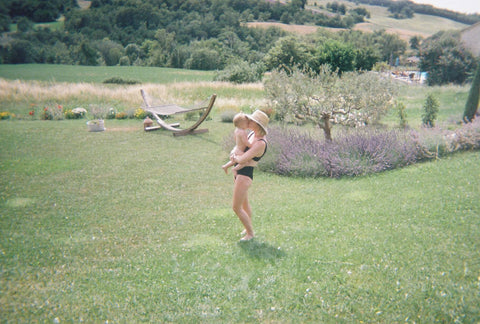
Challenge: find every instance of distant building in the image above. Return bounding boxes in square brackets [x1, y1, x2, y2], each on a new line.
[406, 56, 420, 67]
[460, 22, 480, 57]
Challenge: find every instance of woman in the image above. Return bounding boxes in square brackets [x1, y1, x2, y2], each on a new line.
[230, 110, 269, 241]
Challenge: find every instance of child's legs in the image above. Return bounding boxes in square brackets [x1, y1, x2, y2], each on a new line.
[223, 160, 235, 169]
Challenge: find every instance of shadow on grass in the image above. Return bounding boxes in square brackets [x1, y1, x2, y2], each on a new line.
[238, 239, 286, 263]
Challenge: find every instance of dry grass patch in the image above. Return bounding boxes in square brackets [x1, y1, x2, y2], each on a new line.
[246, 22, 324, 35]
[0, 78, 266, 116]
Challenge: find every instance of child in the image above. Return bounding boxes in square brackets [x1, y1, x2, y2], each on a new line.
[222, 112, 249, 174]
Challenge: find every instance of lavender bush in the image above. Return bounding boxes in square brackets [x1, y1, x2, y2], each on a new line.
[260, 126, 420, 178]
[412, 117, 480, 159]
[225, 120, 480, 178]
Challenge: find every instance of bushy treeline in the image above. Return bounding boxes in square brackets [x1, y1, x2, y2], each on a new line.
[1, 0, 477, 86]
[0, 0, 78, 28]
[346, 0, 480, 24]
[0, 0, 392, 73]
[419, 30, 478, 86]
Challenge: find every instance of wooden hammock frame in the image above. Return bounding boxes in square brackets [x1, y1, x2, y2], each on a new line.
[141, 89, 216, 136]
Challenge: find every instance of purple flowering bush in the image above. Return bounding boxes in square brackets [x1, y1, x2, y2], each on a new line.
[260, 126, 419, 178]
[411, 117, 480, 159]
[224, 119, 480, 178]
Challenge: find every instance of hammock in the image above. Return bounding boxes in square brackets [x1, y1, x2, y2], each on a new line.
[141, 89, 216, 136]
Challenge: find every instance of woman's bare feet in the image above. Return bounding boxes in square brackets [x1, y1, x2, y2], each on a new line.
[240, 234, 254, 241]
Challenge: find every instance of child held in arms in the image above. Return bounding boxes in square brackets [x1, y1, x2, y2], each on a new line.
[222, 112, 249, 174]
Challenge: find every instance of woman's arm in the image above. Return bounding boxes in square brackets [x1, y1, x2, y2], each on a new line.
[233, 140, 265, 165]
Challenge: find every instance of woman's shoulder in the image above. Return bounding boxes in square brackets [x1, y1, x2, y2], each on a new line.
[251, 136, 267, 148]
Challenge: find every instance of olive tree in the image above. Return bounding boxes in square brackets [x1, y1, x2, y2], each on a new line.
[264, 65, 397, 140]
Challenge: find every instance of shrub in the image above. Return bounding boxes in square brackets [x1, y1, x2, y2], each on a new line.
[134, 108, 147, 119]
[89, 104, 111, 119]
[396, 101, 408, 128]
[0, 112, 15, 120]
[220, 111, 237, 123]
[215, 61, 264, 84]
[422, 94, 439, 127]
[106, 108, 116, 119]
[463, 63, 480, 123]
[103, 77, 141, 85]
[412, 118, 480, 158]
[65, 110, 79, 119]
[42, 104, 64, 120]
[450, 117, 480, 151]
[258, 126, 419, 178]
[115, 112, 128, 119]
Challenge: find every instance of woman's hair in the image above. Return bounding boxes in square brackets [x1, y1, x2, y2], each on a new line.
[256, 126, 267, 136]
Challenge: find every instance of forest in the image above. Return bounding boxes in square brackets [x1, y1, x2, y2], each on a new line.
[0, 0, 479, 85]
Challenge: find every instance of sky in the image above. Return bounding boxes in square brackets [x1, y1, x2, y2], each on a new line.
[409, 0, 480, 14]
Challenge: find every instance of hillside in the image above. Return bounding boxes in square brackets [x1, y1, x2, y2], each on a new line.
[249, 0, 469, 41]
[0, 0, 476, 83]
[351, 2, 468, 40]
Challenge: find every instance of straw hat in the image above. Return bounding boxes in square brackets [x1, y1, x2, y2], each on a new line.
[246, 110, 269, 134]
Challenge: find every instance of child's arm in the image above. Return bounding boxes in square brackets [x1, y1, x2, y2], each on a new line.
[232, 162, 246, 171]
[230, 130, 249, 157]
[236, 129, 249, 150]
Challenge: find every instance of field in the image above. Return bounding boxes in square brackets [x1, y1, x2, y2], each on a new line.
[1, 65, 479, 322]
[249, 0, 469, 41]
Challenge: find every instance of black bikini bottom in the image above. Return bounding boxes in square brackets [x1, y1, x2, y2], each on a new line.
[235, 166, 254, 180]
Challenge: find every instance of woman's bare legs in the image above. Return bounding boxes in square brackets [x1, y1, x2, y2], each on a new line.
[240, 195, 252, 236]
[232, 175, 254, 240]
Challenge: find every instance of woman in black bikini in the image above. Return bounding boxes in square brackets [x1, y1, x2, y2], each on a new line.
[230, 110, 269, 241]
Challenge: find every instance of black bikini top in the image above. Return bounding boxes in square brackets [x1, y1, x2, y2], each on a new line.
[245, 132, 267, 162]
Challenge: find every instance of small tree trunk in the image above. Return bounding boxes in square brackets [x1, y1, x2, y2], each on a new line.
[321, 113, 332, 141]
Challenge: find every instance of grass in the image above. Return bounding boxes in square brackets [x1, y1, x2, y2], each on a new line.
[352, 3, 468, 38]
[306, 0, 468, 40]
[0, 119, 479, 322]
[387, 83, 469, 128]
[0, 64, 216, 84]
[0, 65, 470, 127]
[0, 64, 478, 322]
[0, 70, 264, 117]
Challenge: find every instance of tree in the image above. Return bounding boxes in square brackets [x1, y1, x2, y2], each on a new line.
[125, 43, 140, 62]
[0, 2, 10, 32]
[373, 31, 407, 63]
[93, 38, 124, 66]
[184, 47, 220, 70]
[263, 36, 313, 71]
[313, 39, 356, 74]
[214, 60, 264, 83]
[76, 40, 98, 66]
[16, 16, 34, 32]
[422, 94, 439, 127]
[264, 66, 397, 140]
[463, 63, 480, 122]
[419, 31, 476, 86]
[6, 39, 36, 63]
[409, 35, 422, 51]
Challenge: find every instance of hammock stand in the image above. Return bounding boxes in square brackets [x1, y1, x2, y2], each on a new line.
[141, 89, 216, 136]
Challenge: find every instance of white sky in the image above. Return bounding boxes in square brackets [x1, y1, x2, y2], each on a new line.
[409, 0, 480, 14]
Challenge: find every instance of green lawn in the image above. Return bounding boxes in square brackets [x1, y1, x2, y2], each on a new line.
[0, 64, 215, 84]
[1, 119, 479, 322]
